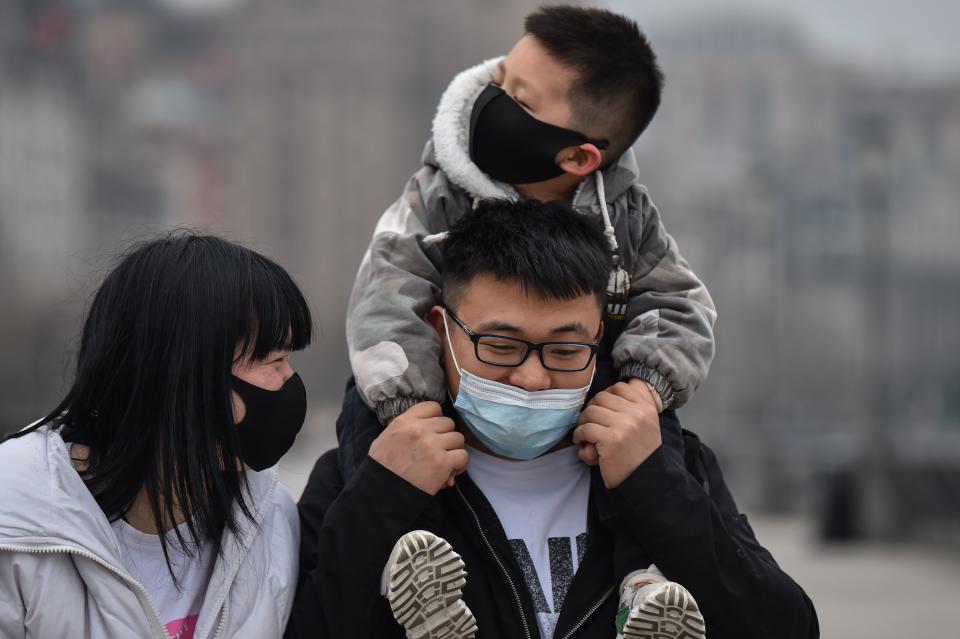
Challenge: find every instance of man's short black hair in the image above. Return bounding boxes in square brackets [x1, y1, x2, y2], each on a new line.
[441, 198, 610, 309]
[524, 4, 664, 163]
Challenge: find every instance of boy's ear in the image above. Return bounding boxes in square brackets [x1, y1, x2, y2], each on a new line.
[557, 143, 603, 177]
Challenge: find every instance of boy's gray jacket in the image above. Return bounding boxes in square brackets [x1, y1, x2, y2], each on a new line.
[348, 58, 717, 422]
[0, 425, 299, 639]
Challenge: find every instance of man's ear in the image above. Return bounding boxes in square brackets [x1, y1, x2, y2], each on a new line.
[557, 143, 603, 177]
[597, 320, 605, 342]
[428, 305, 446, 335]
[429, 305, 449, 367]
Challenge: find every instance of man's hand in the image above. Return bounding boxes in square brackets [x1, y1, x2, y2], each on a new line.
[572, 381, 661, 488]
[626, 377, 663, 413]
[369, 401, 468, 495]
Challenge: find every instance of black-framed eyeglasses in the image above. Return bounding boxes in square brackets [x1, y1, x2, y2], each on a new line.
[445, 308, 600, 372]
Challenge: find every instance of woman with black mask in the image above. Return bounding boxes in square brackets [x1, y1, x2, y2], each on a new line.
[0, 232, 312, 639]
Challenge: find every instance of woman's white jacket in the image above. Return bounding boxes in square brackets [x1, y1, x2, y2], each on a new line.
[0, 425, 300, 638]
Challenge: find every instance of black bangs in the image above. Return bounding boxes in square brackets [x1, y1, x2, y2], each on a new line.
[236, 253, 313, 362]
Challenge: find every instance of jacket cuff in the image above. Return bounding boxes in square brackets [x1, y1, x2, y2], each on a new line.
[374, 397, 424, 424]
[619, 363, 676, 410]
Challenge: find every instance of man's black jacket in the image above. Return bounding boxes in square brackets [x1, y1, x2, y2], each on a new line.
[285, 409, 819, 638]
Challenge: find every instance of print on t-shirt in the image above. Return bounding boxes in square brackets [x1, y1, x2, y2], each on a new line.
[465, 445, 592, 639]
[510, 533, 589, 615]
[167, 615, 200, 639]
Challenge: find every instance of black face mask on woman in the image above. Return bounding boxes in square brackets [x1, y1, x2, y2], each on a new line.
[231, 373, 307, 471]
[469, 83, 609, 185]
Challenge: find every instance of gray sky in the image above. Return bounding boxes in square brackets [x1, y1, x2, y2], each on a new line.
[157, 0, 960, 76]
[606, 0, 960, 77]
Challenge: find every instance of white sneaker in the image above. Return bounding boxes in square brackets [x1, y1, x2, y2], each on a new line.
[615, 565, 706, 639]
[381, 530, 478, 639]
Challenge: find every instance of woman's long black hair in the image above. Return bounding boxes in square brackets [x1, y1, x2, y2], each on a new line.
[5, 231, 311, 579]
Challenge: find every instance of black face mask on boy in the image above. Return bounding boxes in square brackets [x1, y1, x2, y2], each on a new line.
[469, 83, 609, 185]
[231, 373, 307, 471]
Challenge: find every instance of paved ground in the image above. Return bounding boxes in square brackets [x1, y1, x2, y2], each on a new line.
[749, 514, 960, 638]
[280, 412, 960, 637]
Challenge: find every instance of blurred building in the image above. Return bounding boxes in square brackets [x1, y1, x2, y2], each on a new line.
[628, 13, 960, 539]
[0, 0, 86, 425]
[1, 2, 958, 543]
[212, 0, 542, 397]
[0, 0, 547, 427]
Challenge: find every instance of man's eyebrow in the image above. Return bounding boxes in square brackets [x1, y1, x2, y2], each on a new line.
[476, 320, 522, 334]
[549, 323, 594, 339]
[475, 321, 595, 339]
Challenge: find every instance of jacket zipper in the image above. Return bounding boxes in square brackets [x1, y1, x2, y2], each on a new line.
[195, 473, 276, 639]
[0, 543, 170, 639]
[212, 598, 229, 639]
[455, 483, 616, 639]
[455, 484, 533, 639]
[557, 586, 614, 639]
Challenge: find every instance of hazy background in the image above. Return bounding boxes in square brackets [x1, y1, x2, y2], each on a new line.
[1, 1, 958, 635]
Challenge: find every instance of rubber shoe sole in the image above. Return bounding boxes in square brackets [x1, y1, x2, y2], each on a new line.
[383, 530, 478, 639]
[622, 582, 706, 639]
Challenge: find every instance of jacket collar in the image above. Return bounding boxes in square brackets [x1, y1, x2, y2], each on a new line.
[0, 425, 278, 575]
[430, 57, 518, 200]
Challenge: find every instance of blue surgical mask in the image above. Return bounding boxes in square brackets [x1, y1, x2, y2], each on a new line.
[443, 310, 593, 460]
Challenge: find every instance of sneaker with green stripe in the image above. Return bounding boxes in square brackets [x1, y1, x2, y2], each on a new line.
[614, 565, 706, 639]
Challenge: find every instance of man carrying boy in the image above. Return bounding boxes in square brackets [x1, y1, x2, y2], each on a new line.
[308, 5, 767, 638]
[286, 200, 818, 638]
[342, 5, 716, 474]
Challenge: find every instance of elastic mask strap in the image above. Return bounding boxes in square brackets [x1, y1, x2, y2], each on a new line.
[441, 309, 464, 376]
[586, 361, 598, 390]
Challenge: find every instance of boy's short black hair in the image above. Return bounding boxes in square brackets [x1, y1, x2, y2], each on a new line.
[525, 4, 664, 163]
[441, 198, 610, 309]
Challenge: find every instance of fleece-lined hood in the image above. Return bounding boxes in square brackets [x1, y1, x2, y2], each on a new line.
[427, 57, 645, 253]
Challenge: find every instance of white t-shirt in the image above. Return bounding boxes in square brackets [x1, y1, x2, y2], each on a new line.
[111, 518, 216, 639]
[466, 445, 591, 639]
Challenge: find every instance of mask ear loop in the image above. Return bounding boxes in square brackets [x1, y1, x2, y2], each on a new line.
[585, 359, 598, 390]
[441, 309, 464, 376]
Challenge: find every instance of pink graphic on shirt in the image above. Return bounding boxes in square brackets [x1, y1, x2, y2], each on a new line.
[166, 615, 199, 639]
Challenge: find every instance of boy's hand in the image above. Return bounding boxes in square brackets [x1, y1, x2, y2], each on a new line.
[572, 381, 661, 488]
[369, 401, 468, 495]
